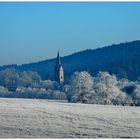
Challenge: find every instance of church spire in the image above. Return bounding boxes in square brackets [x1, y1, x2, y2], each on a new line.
[57, 50, 61, 66]
[54, 50, 64, 84]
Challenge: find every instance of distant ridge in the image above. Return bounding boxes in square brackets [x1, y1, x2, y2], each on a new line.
[0, 40, 140, 81]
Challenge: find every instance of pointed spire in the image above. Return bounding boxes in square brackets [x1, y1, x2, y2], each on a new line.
[57, 50, 61, 66]
[54, 50, 64, 84]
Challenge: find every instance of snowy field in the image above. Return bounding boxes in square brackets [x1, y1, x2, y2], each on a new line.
[0, 98, 140, 138]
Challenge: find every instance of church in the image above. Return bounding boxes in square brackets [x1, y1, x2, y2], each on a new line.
[54, 51, 64, 84]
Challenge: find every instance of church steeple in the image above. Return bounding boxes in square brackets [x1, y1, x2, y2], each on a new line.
[56, 50, 61, 66]
[54, 51, 64, 84]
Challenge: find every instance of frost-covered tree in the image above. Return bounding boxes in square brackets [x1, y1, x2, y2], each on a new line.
[118, 78, 130, 91]
[15, 87, 46, 99]
[0, 68, 19, 88]
[40, 80, 59, 90]
[0, 86, 10, 97]
[68, 71, 94, 103]
[118, 79, 139, 105]
[0, 68, 67, 100]
[18, 71, 41, 88]
[67, 71, 133, 105]
[0, 68, 41, 89]
[128, 81, 140, 106]
[50, 90, 67, 100]
[93, 72, 133, 105]
[15, 86, 67, 100]
[0, 68, 140, 105]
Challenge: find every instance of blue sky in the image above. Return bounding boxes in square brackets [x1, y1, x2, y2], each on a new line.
[0, 2, 140, 65]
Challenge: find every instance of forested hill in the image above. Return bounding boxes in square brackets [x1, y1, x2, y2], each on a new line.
[1, 40, 140, 81]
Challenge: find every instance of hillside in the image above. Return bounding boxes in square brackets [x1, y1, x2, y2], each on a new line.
[1, 40, 140, 81]
[0, 98, 140, 138]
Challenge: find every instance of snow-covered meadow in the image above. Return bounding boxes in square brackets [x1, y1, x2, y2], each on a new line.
[0, 98, 140, 138]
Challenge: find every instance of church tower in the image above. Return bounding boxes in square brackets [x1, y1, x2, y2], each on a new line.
[54, 51, 64, 84]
